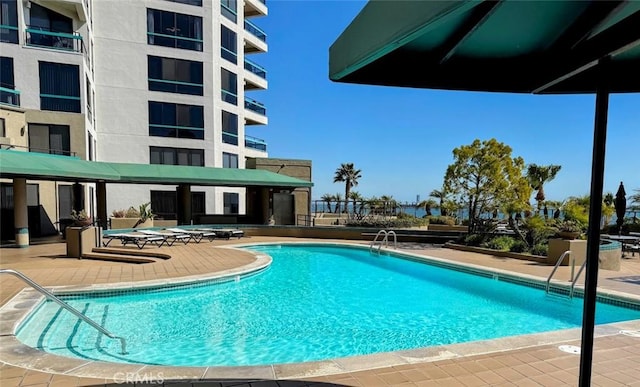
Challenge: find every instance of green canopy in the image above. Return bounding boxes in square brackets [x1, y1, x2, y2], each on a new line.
[0, 150, 312, 188]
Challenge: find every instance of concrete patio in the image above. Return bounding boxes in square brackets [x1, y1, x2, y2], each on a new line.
[1, 237, 639, 386]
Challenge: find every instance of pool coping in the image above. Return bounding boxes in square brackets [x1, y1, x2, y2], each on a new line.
[0, 241, 639, 382]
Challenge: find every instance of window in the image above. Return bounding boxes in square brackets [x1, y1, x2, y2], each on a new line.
[148, 101, 204, 139]
[148, 55, 203, 96]
[0, 184, 39, 209]
[223, 192, 239, 214]
[0, 0, 18, 44]
[222, 111, 238, 145]
[222, 152, 238, 168]
[165, 0, 202, 5]
[0, 118, 4, 137]
[150, 146, 204, 166]
[221, 0, 237, 22]
[221, 26, 237, 64]
[85, 75, 92, 121]
[221, 68, 237, 105]
[39, 62, 80, 112]
[151, 190, 205, 220]
[27, 3, 79, 51]
[0, 56, 19, 106]
[147, 8, 203, 51]
[58, 185, 73, 219]
[28, 124, 71, 155]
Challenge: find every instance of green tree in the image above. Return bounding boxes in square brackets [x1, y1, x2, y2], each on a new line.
[321, 193, 333, 213]
[429, 189, 448, 216]
[348, 191, 364, 215]
[380, 195, 397, 216]
[526, 164, 562, 212]
[333, 193, 343, 213]
[333, 163, 362, 214]
[443, 138, 532, 234]
[417, 199, 437, 216]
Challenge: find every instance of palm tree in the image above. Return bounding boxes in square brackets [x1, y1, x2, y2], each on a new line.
[320, 193, 333, 213]
[380, 195, 397, 216]
[429, 189, 447, 216]
[416, 199, 437, 216]
[333, 163, 362, 213]
[333, 193, 343, 213]
[348, 191, 363, 215]
[526, 164, 562, 212]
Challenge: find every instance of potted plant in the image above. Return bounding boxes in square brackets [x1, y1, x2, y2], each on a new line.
[555, 219, 584, 239]
[109, 202, 155, 229]
[70, 210, 93, 227]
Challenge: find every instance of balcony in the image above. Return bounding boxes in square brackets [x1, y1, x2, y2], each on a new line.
[244, 96, 267, 125]
[244, 58, 267, 90]
[26, 26, 83, 52]
[245, 135, 267, 152]
[0, 87, 21, 107]
[244, 20, 267, 54]
[41, 0, 88, 22]
[245, 0, 267, 18]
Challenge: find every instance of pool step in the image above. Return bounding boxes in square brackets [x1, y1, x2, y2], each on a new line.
[81, 252, 157, 264]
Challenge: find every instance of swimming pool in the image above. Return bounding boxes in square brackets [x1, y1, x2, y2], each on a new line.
[15, 243, 640, 367]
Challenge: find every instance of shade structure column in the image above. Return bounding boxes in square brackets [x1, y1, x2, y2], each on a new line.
[177, 184, 192, 225]
[96, 182, 107, 229]
[579, 58, 610, 387]
[13, 178, 29, 247]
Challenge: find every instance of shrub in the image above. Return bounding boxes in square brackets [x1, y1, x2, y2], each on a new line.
[426, 216, 455, 226]
[531, 243, 548, 256]
[111, 209, 126, 218]
[486, 236, 516, 251]
[509, 240, 529, 253]
[124, 206, 140, 218]
[464, 233, 487, 247]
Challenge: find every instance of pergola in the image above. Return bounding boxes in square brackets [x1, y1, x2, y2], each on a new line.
[329, 1, 640, 385]
[0, 149, 312, 244]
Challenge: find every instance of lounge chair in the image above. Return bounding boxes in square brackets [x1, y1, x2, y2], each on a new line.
[166, 228, 216, 243]
[196, 228, 244, 239]
[102, 233, 166, 249]
[137, 230, 191, 246]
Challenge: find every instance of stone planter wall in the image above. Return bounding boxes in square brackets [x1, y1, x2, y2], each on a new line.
[110, 218, 154, 229]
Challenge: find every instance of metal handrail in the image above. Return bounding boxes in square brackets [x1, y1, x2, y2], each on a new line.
[546, 250, 572, 294]
[570, 260, 588, 299]
[387, 230, 397, 249]
[0, 269, 127, 354]
[370, 230, 387, 253]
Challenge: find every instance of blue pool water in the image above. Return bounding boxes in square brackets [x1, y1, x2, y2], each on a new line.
[16, 244, 640, 366]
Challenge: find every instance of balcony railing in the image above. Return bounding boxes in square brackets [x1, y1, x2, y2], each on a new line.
[25, 26, 83, 52]
[244, 20, 266, 42]
[222, 131, 239, 146]
[221, 2, 237, 22]
[221, 89, 238, 105]
[221, 46, 237, 64]
[245, 135, 267, 151]
[0, 87, 20, 107]
[244, 96, 266, 115]
[244, 58, 266, 79]
[0, 24, 19, 44]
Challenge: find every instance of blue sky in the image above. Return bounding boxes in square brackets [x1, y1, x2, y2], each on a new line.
[250, 0, 639, 203]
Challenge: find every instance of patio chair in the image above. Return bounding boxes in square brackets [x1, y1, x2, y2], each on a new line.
[195, 228, 244, 239]
[102, 233, 166, 249]
[137, 230, 191, 246]
[166, 228, 216, 243]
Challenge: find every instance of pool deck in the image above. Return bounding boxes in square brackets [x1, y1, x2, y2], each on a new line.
[1, 236, 639, 386]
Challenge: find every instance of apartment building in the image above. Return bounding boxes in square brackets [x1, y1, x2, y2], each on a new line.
[0, 0, 269, 232]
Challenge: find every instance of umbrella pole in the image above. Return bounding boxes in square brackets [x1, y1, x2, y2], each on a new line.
[579, 59, 610, 387]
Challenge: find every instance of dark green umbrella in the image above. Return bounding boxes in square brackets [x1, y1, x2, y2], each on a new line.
[615, 182, 626, 234]
[330, 2, 640, 385]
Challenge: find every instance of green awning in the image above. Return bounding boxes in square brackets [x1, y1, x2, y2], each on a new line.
[0, 150, 313, 188]
[108, 162, 313, 187]
[0, 150, 120, 182]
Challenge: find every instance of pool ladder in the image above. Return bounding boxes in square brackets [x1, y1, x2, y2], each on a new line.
[545, 251, 587, 299]
[370, 230, 397, 253]
[0, 269, 127, 354]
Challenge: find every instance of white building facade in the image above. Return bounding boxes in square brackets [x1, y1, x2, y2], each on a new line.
[1, 0, 269, 225]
